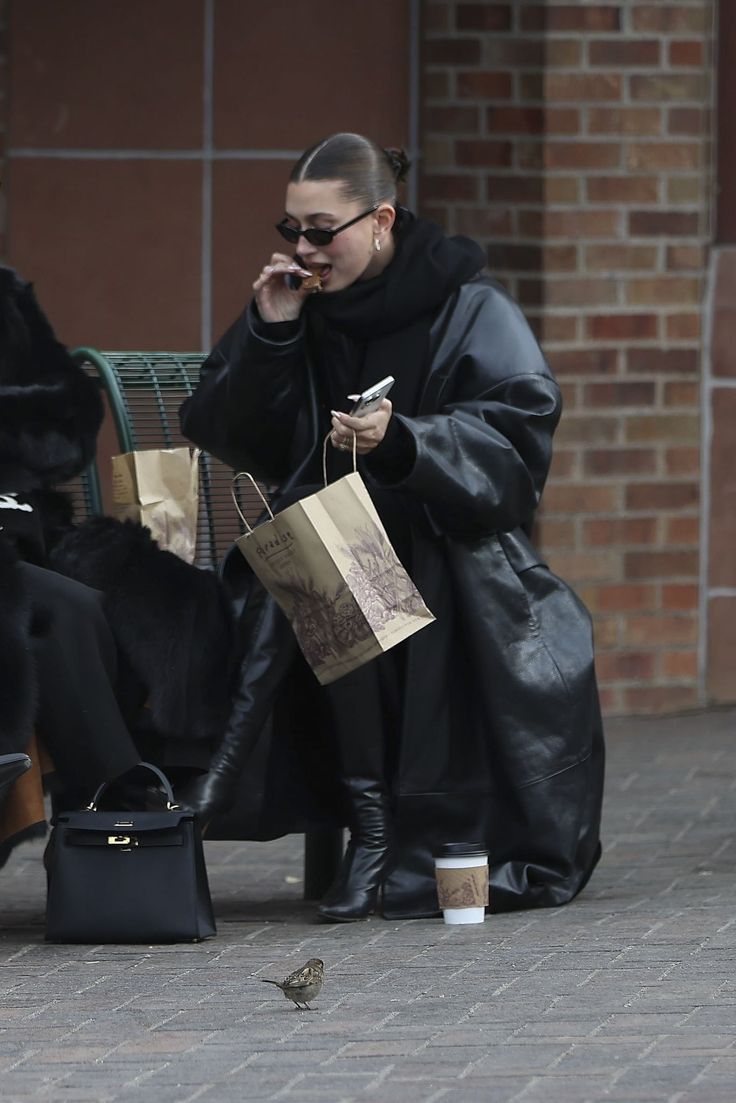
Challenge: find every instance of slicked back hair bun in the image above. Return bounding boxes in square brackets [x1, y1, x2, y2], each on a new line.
[290, 133, 412, 206]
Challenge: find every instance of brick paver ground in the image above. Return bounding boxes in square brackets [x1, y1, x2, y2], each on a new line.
[0, 708, 735, 1102]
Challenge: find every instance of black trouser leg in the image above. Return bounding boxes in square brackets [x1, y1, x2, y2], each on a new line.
[20, 563, 140, 806]
[318, 659, 393, 922]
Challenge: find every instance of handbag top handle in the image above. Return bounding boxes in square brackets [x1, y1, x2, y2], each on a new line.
[86, 761, 178, 812]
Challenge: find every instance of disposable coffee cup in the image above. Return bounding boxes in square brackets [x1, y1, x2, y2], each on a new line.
[434, 842, 489, 925]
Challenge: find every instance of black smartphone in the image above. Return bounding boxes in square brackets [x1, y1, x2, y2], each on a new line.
[349, 376, 395, 417]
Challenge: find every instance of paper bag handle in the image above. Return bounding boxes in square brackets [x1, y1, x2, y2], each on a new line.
[322, 429, 357, 487]
[231, 472, 274, 535]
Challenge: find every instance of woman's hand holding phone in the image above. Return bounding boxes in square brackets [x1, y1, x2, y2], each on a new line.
[330, 398, 393, 455]
[253, 252, 312, 323]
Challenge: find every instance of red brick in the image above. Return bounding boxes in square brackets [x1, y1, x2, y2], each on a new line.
[668, 108, 708, 136]
[666, 383, 701, 410]
[547, 349, 619, 376]
[666, 516, 700, 545]
[454, 208, 514, 236]
[596, 651, 656, 682]
[629, 210, 700, 236]
[536, 315, 579, 342]
[597, 686, 621, 713]
[546, 40, 583, 67]
[623, 685, 699, 713]
[630, 74, 708, 102]
[546, 177, 581, 203]
[517, 279, 545, 307]
[455, 3, 512, 30]
[425, 106, 480, 133]
[584, 518, 658, 546]
[555, 415, 618, 444]
[425, 38, 482, 65]
[484, 39, 545, 66]
[587, 176, 659, 203]
[456, 71, 513, 99]
[661, 651, 698, 679]
[586, 315, 659, 341]
[625, 415, 699, 444]
[589, 40, 660, 66]
[584, 448, 657, 476]
[626, 615, 697, 646]
[545, 278, 619, 307]
[625, 550, 699, 579]
[545, 73, 623, 102]
[545, 550, 621, 582]
[516, 142, 545, 171]
[667, 314, 701, 340]
[626, 348, 700, 374]
[627, 143, 701, 171]
[425, 3, 451, 31]
[583, 583, 657, 613]
[543, 483, 621, 514]
[421, 174, 480, 201]
[546, 142, 621, 170]
[669, 40, 705, 67]
[666, 244, 706, 270]
[487, 243, 543, 270]
[422, 70, 450, 98]
[626, 276, 702, 305]
[588, 107, 662, 136]
[665, 446, 699, 475]
[548, 449, 577, 478]
[632, 5, 711, 33]
[455, 139, 513, 166]
[486, 175, 545, 203]
[626, 482, 699, 510]
[662, 584, 699, 611]
[585, 244, 658, 271]
[668, 176, 703, 204]
[542, 245, 579, 272]
[521, 4, 622, 31]
[521, 210, 620, 238]
[595, 619, 623, 649]
[486, 107, 580, 135]
[535, 517, 577, 549]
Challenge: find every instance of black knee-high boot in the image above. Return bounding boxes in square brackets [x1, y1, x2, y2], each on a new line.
[176, 589, 297, 822]
[317, 662, 393, 922]
[317, 777, 392, 921]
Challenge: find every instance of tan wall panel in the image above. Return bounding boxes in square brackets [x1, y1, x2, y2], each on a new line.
[9, 0, 203, 148]
[6, 158, 202, 348]
[213, 0, 411, 149]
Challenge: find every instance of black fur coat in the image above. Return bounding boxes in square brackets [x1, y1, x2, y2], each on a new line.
[0, 267, 233, 762]
[0, 268, 103, 756]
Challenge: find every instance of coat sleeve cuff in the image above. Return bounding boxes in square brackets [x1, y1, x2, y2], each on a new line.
[248, 302, 303, 345]
[364, 416, 416, 485]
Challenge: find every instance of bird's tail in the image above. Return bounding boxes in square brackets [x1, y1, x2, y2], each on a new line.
[260, 978, 282, 987]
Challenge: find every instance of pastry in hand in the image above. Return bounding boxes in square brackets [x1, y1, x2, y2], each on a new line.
[301, 272, 323, 292]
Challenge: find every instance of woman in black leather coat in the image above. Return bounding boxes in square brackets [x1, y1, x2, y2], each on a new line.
[180, 132, 605, 921]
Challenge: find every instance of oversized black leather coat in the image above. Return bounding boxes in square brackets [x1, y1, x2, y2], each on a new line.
[181, 277, 605, 918]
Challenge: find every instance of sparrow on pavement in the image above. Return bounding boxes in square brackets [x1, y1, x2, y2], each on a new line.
[260, 958, 325, 1010]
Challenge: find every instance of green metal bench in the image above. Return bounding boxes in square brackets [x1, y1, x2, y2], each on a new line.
[68, 348, 343, 900]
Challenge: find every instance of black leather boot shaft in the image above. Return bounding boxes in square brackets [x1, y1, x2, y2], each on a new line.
[317, 778, 392, 922]
[177, 592, 296, 821]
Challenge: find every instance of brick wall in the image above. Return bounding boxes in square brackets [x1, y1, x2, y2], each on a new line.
[0, 0, 7, 254]
[419, 0, 715, 714]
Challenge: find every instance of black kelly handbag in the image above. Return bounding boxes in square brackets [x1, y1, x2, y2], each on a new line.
[45, 763, 216, 944]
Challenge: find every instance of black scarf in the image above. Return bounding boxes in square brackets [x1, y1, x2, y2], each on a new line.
[303, 211, 485, 430]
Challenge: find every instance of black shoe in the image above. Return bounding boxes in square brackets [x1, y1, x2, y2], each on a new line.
[317, 778, 392, 923]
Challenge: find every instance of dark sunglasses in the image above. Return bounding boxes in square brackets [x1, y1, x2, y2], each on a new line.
[275, 204, 379, 247]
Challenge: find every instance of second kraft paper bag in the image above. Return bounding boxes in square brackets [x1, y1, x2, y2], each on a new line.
[232, 461, 434, 685]
[111, 447, 200, 563]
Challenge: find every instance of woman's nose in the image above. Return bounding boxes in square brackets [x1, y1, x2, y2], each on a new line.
[297, 234, 318, 257]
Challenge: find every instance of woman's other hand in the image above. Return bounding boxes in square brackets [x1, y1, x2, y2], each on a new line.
[253, 253, 312, 323]
[330, 399, 393, 455]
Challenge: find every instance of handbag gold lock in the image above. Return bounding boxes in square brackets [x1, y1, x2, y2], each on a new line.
[107, 834, 138, 847]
